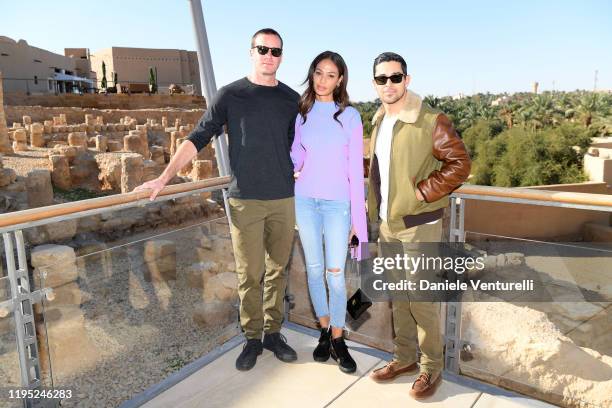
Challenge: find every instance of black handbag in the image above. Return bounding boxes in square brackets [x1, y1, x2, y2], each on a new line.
[347, 288, 372, 320]
[346, 234, 372, 320]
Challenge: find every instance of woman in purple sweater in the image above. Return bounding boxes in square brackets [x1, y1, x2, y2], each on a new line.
[291, 51, 367, 374]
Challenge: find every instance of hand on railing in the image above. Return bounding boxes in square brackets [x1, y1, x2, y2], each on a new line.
[134, 176, 168, 201]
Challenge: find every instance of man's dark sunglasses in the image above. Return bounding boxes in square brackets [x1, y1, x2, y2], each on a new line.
[374, 73, 405, 85]
[252, 45, 283, 57]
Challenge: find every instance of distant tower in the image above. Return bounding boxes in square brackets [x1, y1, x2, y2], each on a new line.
[594, 70, 598, 91]
[532, 81, 539, 94]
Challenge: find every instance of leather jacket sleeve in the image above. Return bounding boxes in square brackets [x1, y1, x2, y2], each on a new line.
[416, 114, 471, 203]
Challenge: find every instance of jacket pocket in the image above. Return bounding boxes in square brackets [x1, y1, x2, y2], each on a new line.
[410, 176, 428, 210]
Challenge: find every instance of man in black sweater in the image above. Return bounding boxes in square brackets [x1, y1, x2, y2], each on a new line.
[135, 28, 299, 371]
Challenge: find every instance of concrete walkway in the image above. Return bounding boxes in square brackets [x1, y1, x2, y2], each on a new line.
[140, 326, 557, 408]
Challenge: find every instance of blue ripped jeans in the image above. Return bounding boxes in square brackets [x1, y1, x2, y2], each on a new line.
[295, 195, 351, 329]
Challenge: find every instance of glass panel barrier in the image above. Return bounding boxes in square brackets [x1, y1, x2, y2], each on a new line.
[288, 237, 395, 352]
[459, 231, 611, 408]
[24, 196, 238, 406]
[288, 215, 454, 353]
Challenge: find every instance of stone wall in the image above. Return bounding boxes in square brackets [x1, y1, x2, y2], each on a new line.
[23, 194, 223, 246]
[3, 93, 205, 110]
[464, 182, 612, 241]
[584, 149, 612, 185]
[5, 106, 204, 127]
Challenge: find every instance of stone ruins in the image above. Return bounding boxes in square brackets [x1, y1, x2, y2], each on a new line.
[4, 113, 216, 192]
[0, 67, 221, 242]
[0, 69, 241, 406]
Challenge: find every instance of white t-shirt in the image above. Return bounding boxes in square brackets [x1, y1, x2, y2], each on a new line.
[375, 115, 398, 221]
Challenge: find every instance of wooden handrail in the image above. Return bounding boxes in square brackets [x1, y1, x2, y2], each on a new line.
[454, 184, 612, 208]
[0, 176, 231, 229]
[0, 180, 609, 229]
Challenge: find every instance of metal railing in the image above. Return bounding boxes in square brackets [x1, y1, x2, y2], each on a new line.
[0, 181, 610, 407]
[444, 184, 612, 375]
[0, 177, 231, 233]
[0, 176, 230, 408]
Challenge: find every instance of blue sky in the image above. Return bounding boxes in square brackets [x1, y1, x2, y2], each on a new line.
[2, 0, 611, 101]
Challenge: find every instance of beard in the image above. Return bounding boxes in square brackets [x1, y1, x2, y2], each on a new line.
[381, 87, 406, 105]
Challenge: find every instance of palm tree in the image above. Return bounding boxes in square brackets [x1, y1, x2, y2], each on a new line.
[531, 94, 557, 128]
[424, 95, 441, 108]
[499, 105, 514, 128]
[149, 67, 157, 94]
[101, 61, 107, 90]
[516, 106, 537, 131]
[576, 93, 602, 127]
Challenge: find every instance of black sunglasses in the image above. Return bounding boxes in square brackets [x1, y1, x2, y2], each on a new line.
[252, 45, 283, 57]
[374, 73, 405, 85]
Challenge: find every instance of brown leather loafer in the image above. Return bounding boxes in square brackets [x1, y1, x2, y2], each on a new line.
[369, 360, 418, 382]
[409, 372, 442, 399]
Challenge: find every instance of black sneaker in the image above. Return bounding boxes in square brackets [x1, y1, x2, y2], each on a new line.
[313, 327, 331, 362]
[330, 336, 357, 374]
[235, 339, 263, 371]
[263, 332, 297, 362]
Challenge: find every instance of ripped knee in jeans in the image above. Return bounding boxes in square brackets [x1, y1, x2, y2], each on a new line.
[326, 268, 342, 275]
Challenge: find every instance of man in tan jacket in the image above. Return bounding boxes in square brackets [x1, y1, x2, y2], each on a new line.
[366, 52, 471, 399]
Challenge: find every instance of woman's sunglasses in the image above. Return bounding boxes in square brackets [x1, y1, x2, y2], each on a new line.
[374, 73, 405, 85]
[252, 45, 283, 58]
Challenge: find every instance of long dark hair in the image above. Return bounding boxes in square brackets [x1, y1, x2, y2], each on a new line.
[298, 51, 351, 125]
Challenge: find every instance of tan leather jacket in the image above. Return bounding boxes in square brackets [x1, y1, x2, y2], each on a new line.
[367, 90, 471, 233]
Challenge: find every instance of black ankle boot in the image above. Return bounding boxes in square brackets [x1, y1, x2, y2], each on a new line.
[313, 327, 331, 362]
[262, 332, 297, 362]
[330, 336, 357, 373]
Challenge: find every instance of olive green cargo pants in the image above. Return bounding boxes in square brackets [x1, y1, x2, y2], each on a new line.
[378, 219, 444, 375]
[228, 197, 295, 340]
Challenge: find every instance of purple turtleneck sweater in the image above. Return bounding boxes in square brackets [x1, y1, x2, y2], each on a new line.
[290, 100, 368, 259]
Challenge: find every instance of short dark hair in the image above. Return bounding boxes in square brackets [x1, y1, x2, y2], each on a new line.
[251, 28, 283, 49]
[373, 52, 407, 76]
